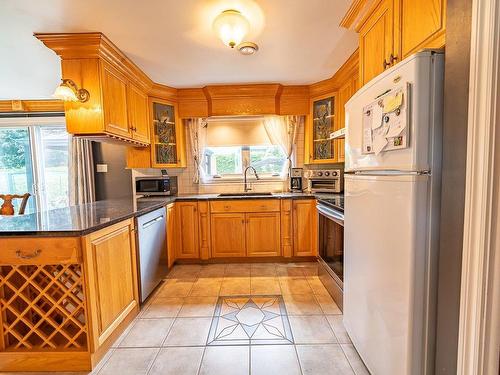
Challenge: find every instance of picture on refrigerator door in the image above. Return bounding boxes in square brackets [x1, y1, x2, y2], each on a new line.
[362, 85, 409, 155]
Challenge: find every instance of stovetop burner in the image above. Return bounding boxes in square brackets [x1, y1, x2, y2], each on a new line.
[318, 195, 344, 212]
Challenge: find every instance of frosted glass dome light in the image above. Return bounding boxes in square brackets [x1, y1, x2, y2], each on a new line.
[213, 10, 250, 48]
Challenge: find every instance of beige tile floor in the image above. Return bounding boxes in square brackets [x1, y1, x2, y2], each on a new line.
[8, 262, 370, 375]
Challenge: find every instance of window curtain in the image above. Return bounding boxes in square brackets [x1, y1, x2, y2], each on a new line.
[185, 118, 208, 183]
[263, 115, 303, 178]
[69, 137, 95, 205]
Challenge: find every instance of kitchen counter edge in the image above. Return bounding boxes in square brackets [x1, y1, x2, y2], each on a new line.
[0, 193, 337, 237]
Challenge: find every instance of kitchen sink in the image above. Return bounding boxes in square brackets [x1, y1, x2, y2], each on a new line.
[217, 192, 274, 197]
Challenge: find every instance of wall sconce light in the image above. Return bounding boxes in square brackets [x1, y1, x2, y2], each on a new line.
[213, 9, 250, 48]
[53, 79, 90, 102]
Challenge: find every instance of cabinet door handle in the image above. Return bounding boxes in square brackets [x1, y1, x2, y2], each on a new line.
[16, 249, 41, 259]
[389, 54, 398, 65]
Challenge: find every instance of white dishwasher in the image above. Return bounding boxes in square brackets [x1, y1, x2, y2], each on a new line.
[136, 206, 168, 303]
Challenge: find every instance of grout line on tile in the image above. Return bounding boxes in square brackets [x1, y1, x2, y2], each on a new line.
[196, 345, 207, 375]
[293, 344, 305, 375]
[94, 348, 115, 375]
[144, 347, 161, 375]
[340, 343, 364, 375]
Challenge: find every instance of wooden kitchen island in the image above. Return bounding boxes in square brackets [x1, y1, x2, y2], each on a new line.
[0, 199, 171, 372]
[0, 193, 322, 372]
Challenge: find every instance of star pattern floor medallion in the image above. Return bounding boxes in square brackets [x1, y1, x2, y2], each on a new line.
[207, 295, 294, 345]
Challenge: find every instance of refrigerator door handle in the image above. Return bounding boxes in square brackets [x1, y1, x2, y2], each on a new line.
[345, 170, 431, 176]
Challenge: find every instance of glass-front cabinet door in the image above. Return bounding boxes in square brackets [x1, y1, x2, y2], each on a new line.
[150, 99, 186, 167]
[306, 94, 337, 164]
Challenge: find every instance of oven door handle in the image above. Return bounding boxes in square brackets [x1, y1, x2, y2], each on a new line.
[316, 203, 344, 226]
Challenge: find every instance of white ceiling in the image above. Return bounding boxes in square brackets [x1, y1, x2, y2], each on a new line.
[0, 0, 358, 100]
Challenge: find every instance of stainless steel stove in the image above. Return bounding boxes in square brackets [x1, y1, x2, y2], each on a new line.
[317, 195, 344, 212]
[316, 194, 344, 310]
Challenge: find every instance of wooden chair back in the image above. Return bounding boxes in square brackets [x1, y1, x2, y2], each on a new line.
[0, 193, 31, 215]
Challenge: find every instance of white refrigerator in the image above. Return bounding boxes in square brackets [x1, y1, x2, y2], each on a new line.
[343, 51, 444, 375]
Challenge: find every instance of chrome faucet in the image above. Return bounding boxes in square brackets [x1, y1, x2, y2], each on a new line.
[244, 166, 259, 192]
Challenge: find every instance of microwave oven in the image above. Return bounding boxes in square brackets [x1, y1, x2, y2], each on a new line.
[135, 176, 178, 196]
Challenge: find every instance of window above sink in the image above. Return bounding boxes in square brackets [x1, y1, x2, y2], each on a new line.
[203, 145, 286, 181]
[200, 116, 288, 183]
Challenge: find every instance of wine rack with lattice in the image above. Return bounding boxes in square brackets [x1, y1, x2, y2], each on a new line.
[0, 264, 87, 351]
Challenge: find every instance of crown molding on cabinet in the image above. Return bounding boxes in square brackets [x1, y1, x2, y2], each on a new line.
[309, 49, 359, 98]
[149, 83, 179, 102]
[35, 32, 169, 95]
[177, 84, 309, 117]
[33, 32, 353, 118]
[204, 84, 281, 116]
[278, 85, 310, 115]
[340, 0, 374, 29]
[0, 99, 64, 113]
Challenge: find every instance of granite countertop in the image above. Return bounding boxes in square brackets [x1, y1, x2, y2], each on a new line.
[0, 192, 340, 237]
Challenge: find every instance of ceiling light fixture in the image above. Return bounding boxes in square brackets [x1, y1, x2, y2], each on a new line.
[212, 9, 250, 48]
[237, 42, 259, 55]
[53, 79, 90, 102]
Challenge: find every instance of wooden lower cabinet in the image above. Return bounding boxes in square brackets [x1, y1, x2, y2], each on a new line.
[198, 201, 211, 260]
[83, 219, 139, 348]
[0, 219, 139, 372]
[246, 212, 281, 257]
[293, 199, 318, 256]
[211, 213, 246, 257]
[171, 198, 318, 260]
[166, 202, 176, 268]
[176, 201, 200, 259]
[280, 199, 293, 257]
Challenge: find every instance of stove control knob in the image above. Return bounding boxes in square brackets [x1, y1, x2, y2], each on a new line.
[317, 172, 323, 177]
[324, 172, 330, 176]
[333, 171, 338, 176]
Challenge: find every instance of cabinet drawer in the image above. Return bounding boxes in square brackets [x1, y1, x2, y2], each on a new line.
[0, 237, 82, 265]
[210, 199, 280, 213]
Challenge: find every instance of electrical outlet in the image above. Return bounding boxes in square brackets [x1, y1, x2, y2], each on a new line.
[96, 164, 108, 173]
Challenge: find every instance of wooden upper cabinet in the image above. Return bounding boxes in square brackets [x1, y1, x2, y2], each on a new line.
[127, 98, 187, 169]
[305, 94, 338, 164]
[59, 58, 150, 146]
[246, 212, 281, 257]
[293, 199, 318, 257]
[127, 83, 149, 143]
[101, 63, 131, 138]
[176, 202, 199, 259]
[336, 74, 358, 163]
[358, 0, 395, 85]
[150, 99, 186, 168]
[398, 0, 446, 58]
[356, 0, 446, 86]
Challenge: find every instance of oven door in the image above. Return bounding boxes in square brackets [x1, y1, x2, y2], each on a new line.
[317, 203, 344, 287]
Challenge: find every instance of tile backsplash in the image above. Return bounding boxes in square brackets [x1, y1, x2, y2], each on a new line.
[131, 121, 342, 195]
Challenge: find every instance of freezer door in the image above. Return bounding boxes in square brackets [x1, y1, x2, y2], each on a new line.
[343, 174, 432, 375]
[345, 51, 444, 173]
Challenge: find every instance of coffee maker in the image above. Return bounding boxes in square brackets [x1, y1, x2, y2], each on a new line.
[290, 168, 303, 192]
